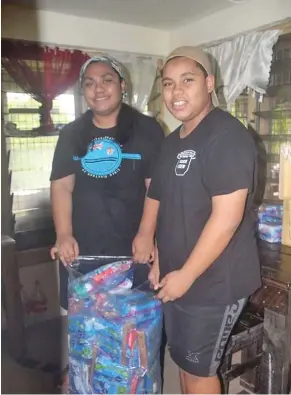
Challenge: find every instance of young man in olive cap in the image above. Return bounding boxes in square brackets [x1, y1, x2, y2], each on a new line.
[134, 46, 261, 393]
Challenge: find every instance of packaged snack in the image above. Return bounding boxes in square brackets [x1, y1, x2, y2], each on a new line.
[257, 219, 282, 243]
[259, 203, 283, 219]
[67, 257, 162, 394]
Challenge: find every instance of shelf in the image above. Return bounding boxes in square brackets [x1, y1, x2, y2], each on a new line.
[8, 108, 60, 115]
[266, 176, 279, 183]
[267, 153, 280, 162]
[5, 131, 60, 138]
[254, 109, 291, 119]
[266, 84, 291, 98]
[263, 198, 283, 205]
[271, 57, 291, 72]
[8, 108, 40, 114]
[261, 134, 291, 141]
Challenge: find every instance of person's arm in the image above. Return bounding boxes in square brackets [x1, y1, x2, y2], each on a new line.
[132, 117, 164, 262]
[50, 174, 79, 262]
[157, 190, 248, 302]
[157, 124, 257, 302]
[137, 196, 160, 237]
[50, 126, 79, 263]
[148, 244, 160, 288]
[181, 189, 247, 279]
[132, 196, 160, 262]
[144, 178, 151, 190]
[51, 174, 75, 237]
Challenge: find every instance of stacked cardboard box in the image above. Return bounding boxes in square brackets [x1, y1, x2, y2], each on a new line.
[279, 142, 291, 247]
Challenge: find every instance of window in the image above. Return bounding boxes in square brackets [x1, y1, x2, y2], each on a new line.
[225, 33, 291, 203]
[6, 92, 75, 131]
[147, 60, 163, 122]
[254, 33, 291, 202]
[2, 66, 79, 245]
[229, 93, 248, 127]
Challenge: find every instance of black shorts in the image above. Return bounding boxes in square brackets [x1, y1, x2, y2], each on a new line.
[163, 298, 246, 377]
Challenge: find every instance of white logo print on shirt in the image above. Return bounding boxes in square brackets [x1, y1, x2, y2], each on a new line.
[175, 150, 196, 176]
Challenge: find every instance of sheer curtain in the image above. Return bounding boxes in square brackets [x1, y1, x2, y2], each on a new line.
[205, 30, 281, 106]
[110, 52, 159, 113]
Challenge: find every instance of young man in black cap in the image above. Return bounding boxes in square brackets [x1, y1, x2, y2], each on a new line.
[134, 46, 261, 394]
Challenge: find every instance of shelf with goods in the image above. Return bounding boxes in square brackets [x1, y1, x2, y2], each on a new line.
[1, 91, 15, 237]
[279, 140, 291, 247]
[253, 33, 291, 204]
[254, 32, 291, 247]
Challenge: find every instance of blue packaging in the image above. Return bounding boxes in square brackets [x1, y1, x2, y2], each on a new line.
[259, 203, 283, 219]
[257, 218, 282, 243]
[67, 258, 162, 394]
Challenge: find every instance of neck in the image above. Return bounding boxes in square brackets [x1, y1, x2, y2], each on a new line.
[182, 102, 213, 136]
[92, 105, 121, 129]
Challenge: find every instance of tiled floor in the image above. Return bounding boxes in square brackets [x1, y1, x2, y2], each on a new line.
[1, 317, 243, 394]
[1, 348, 243, 394]
[1, 349, 56, 394]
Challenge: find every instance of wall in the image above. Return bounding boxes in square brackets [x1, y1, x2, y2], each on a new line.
[2, 5, 169, 56]
[170, 0, 291, 49]
[4, 0, 291, 55]
[3, 2, 291, 132]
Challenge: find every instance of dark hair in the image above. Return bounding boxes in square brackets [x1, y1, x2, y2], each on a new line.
[72, 103, 139, 157]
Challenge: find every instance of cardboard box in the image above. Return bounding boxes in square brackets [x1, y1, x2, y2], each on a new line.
[279, 142, 291, 200]
[282, 199, 291, 247]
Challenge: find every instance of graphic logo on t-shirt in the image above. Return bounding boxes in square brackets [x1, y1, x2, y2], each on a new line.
[73, 137, 141, 178]
[175, 150, 196, 176]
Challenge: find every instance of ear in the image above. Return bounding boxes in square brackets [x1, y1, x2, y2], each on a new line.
[121, 79, 126, 94]
[206, 75, 215, 94]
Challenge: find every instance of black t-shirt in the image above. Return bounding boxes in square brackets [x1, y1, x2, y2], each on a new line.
[50, 109, 164, 256]
[148, 108, 261, 306]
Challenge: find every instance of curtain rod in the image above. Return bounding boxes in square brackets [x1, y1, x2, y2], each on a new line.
[1, 37, 162, 59]
[266, 18, 291, 34]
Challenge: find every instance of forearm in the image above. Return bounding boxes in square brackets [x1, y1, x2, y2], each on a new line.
[137, 197, 160, 237]
[154, 245, 159, 264]
[51, 182, 73, 237]
[182, 214, 240, 282]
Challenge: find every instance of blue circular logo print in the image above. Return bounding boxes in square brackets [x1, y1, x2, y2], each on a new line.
[73, 137, 142, 178]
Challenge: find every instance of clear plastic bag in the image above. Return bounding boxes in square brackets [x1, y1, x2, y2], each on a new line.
[67, 256, 163, 394]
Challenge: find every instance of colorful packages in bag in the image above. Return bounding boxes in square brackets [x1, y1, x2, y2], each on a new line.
[67, 257, 162, 394]
[257, 217, 282, 243]
[259, 203, 283, 219]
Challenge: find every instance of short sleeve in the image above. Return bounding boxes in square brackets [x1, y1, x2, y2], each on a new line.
[202, 125, 256, 197]
[142, 117, 165, 179]
[147, 138, 170, 201]
[50, 126, 75, 181]
[147, 158, 162, 201]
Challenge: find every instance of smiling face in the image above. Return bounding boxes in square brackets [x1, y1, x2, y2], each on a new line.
[162, 57, 215, 124]
[81, 61, 125, 117]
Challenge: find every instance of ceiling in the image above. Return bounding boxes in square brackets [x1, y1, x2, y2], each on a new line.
[3, 0, 247, 30]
